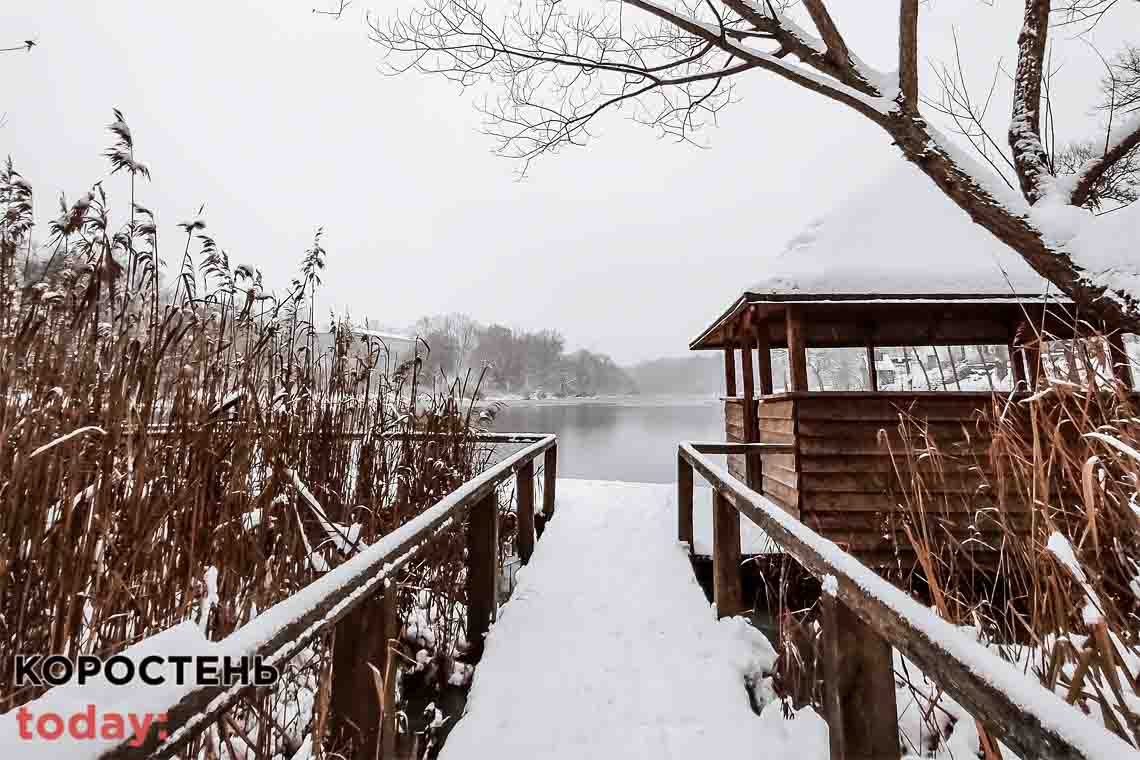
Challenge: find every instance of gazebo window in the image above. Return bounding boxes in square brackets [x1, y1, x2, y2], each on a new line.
[804, 348, 872, 391]
[1039, 335, 1140, 387]
[873, 345, 1013, 392]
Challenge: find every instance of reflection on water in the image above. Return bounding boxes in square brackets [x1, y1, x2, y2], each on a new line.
[492, 397, 723, 483]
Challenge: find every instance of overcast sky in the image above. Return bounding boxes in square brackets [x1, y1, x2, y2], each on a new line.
[2, 1, 1137, 363]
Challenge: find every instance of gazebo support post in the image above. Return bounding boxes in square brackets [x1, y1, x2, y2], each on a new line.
[1108, 332, 1135, 390]
[739, 328, 761, 492]
[786, 307, 809, 392]
[724, 344, 737, 398]
[756, 324, 774, 396]
[865, 334, 878, 392]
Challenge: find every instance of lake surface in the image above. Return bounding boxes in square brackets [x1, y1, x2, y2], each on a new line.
[491, 397, 724, 483]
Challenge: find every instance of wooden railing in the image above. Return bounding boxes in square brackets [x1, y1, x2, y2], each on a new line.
[676, 441, 793, 563]
[677, 441, 1137, 760]
[89, 433, 557, 760]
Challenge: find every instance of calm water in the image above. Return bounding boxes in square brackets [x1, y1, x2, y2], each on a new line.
[492, 397, 723, 483]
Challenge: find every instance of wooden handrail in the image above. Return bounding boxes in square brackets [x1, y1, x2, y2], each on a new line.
[677, 442, 793, 551]
[688, 441, 794, 455]
[87, 434, 557, 760]
[678, 441, 1137, 760]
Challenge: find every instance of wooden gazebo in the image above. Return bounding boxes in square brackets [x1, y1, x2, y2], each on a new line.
[690, 167, 1133, 567]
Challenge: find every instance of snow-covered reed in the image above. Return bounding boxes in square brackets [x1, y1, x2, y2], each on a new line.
[885, 342, 1140, 755]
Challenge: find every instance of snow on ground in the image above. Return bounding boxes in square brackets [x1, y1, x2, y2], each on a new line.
[440, 479, 827, 760]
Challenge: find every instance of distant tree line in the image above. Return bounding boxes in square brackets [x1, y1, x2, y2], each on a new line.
[406, 313, 637, 397]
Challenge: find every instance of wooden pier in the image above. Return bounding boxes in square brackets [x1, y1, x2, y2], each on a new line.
[14, 434, 1135, 760]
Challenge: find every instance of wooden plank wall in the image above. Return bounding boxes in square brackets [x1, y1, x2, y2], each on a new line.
[726, 398, 799, 517]
[795, 394, 1017, 567]
[726, 393, 1028, 568]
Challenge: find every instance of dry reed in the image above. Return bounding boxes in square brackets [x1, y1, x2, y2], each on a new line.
[0, 114, 517, 759]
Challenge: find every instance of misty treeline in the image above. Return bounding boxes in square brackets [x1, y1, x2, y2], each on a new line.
[403, 313, 637, 396]
[382, 314, 789, 398]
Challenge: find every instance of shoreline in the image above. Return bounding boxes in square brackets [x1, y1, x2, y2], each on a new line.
[480, 393, 720, 408]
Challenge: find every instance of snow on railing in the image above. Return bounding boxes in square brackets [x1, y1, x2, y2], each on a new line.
[678, 441, 1139, 760]
[19, 434, 557, 760]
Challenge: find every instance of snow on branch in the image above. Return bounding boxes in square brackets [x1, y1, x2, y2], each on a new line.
[1070, 111, 1140, 208]
[1008, 0, 1052, 203]
[898, 0, 919, 107]
[623, 0, 893, 115]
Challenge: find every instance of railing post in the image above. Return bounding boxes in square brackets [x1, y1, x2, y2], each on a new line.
[678, 452, 694, 552]
[466, 490, 498, 662]
[821, 594, 900, 760]
[712, 490, 744, 618]
[516, 460, 535, 564]
[380, 585, 399, 759]
[329, 595, 387, 759]
[543, 444, 557, 520]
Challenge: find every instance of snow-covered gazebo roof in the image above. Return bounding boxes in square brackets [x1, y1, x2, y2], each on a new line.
[746, 165, 1053, 299]
[691, 164, 1071, 351]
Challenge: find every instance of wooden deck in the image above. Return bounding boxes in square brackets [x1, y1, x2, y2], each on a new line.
[439, 480, 819, 760]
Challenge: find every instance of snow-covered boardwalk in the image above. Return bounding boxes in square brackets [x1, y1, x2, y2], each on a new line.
[440, 479, 826, 759]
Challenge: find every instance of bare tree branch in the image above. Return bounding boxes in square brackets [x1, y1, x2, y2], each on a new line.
[718, 0, 875, 95]
[922, 40, 1018, 190]
[1071, 122, 1140, 207]
[0, 40, 36, 54]
[715, 0, 857, 89]
[1057, 139, 1140, 210]
[899, 0, 919, 109]
[1070, 42, 1140, 206]
[605, 0, 886, 110]
[802, 0, 850, 67]
[1054, 0, 1124, 31]
[313, 0, 351, 19]
[372, 0, 1140, 331]
[1102, 45, 1140, 113]
[1008, 0, 1052, 203]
